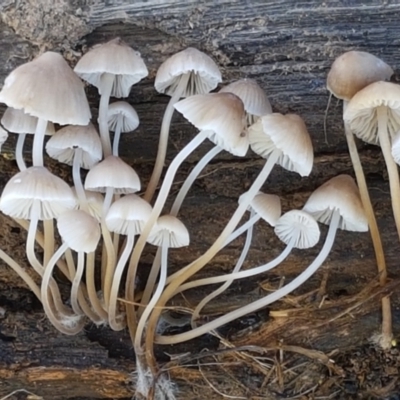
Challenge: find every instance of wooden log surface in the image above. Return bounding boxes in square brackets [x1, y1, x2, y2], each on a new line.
[0, 1, 400, 398]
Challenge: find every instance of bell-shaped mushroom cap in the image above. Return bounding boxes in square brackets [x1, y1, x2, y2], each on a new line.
[85, 155, 141, 194]
[155, 47, 222, 98]
[0, 166, 77, 220]
[57, 210, 101, 253]
[174, 92, 247, 151]
[274, 209, 320, 249]
[148, 215, 190, 248]
[45, 123, 102, 169]
[327, 51, 393, 101]
[249, 113, 313, 177]
[106, 194, 152, 235]
[71, 187, 103, 222]
[74, 38, 148, 98]
[0, 52, 91, 125]
[108, 101, 139, 133]
[2, 107, 55, 135]
[0, 127, 8, 151]
[303, 174, 368, 232]
[343, 81, 400, 145]
[219, 79, 272, 119]
[391, 132, 400, 165]
[239, 191, 281, 227]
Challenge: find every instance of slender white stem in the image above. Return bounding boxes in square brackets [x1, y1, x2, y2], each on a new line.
[15, 133, 27, 171]
[144, 72, 191, 203]
[112, 117, 123, 156]
[98, 73, 114, 157]
[135, 239, 169, 350]
[73, 149, 88, 213]
[170, 146, 223, 216]
[191, 210, 256, 326]
[43, 219, 54, 267]
[102, 187, 114, 217]
[32, 118, 48, 167]
[108, 233, 135, 331]
[102, 219, 117, 309]
[71, 251, 85, 315]
[155, 210, 340, 345]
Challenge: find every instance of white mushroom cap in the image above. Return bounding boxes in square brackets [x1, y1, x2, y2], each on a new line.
[71, 186, 104, 222]
[57, 210, 100, 253]
[85, 155, 141, 194]
[303, 174, 368, 232]
[219, 79, 272, 120]
[343, 81, 400, 145]
[239, 191, 281, 227]
[45, 123, 102, 169]
[0, 166, 77, 220]
[0, 52, 91, 125]
[74, 38, 148, 98]
[106, 194, 152, 235]
[391, 132, 400, 165]
[147, 215, 190, 248]
[108, 101, 139, 133]
[155, 47, 222, 97]
[0, 127, 8, 151]
[274, 209, 320, 249]
[2, 107, 55, 135]
[249, 113, 314, 177]
[327, 51, 393, 101]
[174, 92, 247, 152]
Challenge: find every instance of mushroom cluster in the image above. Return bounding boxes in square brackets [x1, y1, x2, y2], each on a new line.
[0, 41, 393, 398]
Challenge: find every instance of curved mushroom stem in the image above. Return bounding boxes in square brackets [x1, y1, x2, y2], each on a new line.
[144, 150, 281, 371]
[102, 220, 116, 309]
[191, 210, 256, 327]
[43, 219, 55, 266]
[112, 117, 123, 156]
[108, 232, 135, 331]
[41, 242, 85, 335]
[73, 149, 88, 212]
[134, 238, 169, 352]
[98, 73, 114, 157]
[71, 251, 86, 315]
[15, 133, 27, 171]
[153, 210, 340, 346]
[344, 101, 391, 349]
[144, 72, 191, 203]
[32, 118, 48, 167]
[170, 146, 223, 215]
[125, 130, 208, 339]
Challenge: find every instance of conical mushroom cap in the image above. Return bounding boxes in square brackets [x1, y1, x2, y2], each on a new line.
[74, 38, 148, 98]
[274, 210, 320, 249]
[174, 92, 247, 152]
[343, 81, 400, 145]
[0, 166, 77, 220]
[57, 210, 100, 253]
[85, 155, 141, 194]
[155, 47, 222, 97]
[249, 113, 313, 177]
[108, 101, 139, 133]
[0, 52, 91, 125]
[220, 79, 272, 121]
[148, 215, 190, 248]
[106, 194, 152, 235]
[303, 174, 368, 232]
[46, 123, 102, 169]
[327, 51, 393, 101]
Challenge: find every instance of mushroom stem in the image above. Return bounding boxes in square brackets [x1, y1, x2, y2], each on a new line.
[32, 118, 48, 167]
[102, 220, 117, 309]
[170, 145, 223, 216]
[15, 133, 27, 171]
[144, 150, 281, 369]
[71, 251, 86, 315]
[41, 242, 85, 335]
[153, 210, 340, 346]
[112, 117, 123, 156]
[135, 238, 169, 351]
[191, 210, 256, 327]
[108, 232, 135, 331]
[72, 149, 88, 212]
[98, 72, 114, 157]
[144, 72, 191, 203]
[86, 251, 108, 320]
[125, 129, 208, 338]
[43, 219, 55, 266]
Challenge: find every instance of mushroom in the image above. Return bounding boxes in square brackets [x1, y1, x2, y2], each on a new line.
[74, 38, 148, 157]
[107, 101, 139, 156]
[1, 107, 55, 170]
[145, 47, 222, 202]
[0, 52, 91, 167]
[0, 126, 8, 152]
